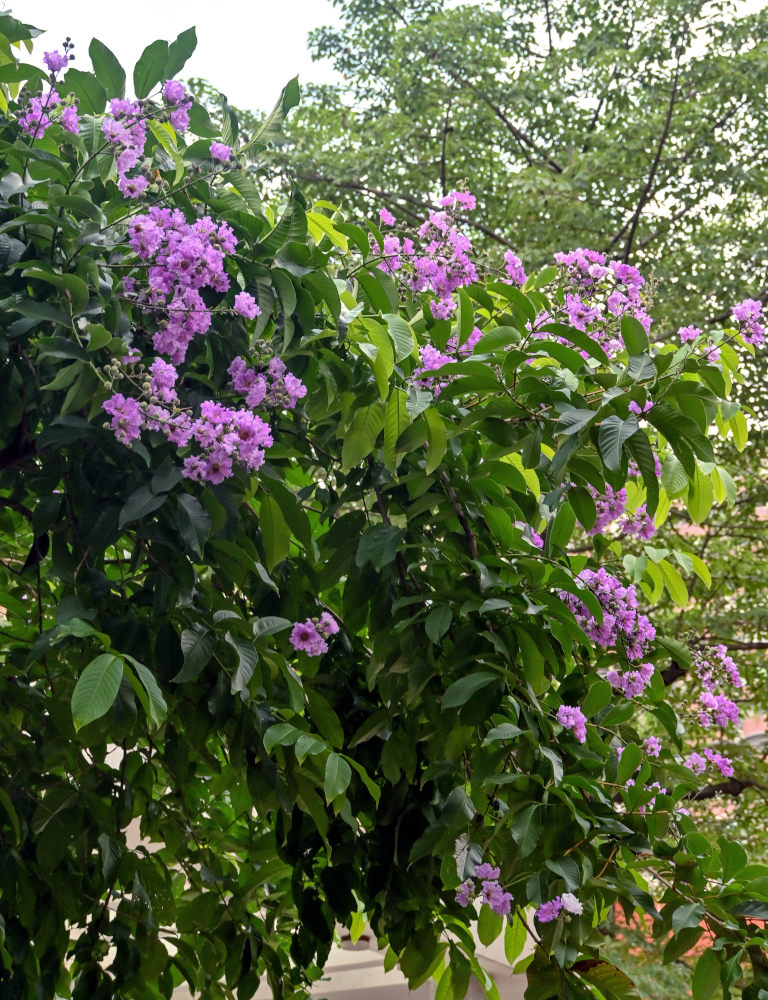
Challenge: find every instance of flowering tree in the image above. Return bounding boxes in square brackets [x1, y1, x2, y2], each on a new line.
[1, 14, 768, 1000]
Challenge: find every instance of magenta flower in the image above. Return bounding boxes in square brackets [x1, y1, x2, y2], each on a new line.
[163, 79, 187, 104]
[557, 704, 587, 743]
[44, 50, 69, 73]
[379, 207, 395, 226]
[210, 141, 232, 162]
[103, 394, 142, 445]
[233, 291, 260, 320]
[118, 174, 149, 199]
[644, 736, 662, 757]
[290, 620, 328, 657]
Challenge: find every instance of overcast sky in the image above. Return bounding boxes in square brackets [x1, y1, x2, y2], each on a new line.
[17, 0, 342, 112]
[14, 0, 768, 116]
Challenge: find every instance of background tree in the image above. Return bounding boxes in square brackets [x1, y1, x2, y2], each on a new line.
[2, 13, 768, 1000]
[279, 0, 768, 333]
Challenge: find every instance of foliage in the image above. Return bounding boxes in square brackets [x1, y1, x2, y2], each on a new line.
[277, 0, 768, 332]
[1, 14, 768, 1000]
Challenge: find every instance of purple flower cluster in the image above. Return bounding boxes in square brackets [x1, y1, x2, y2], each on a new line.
[561, 568, 656, 662]
[679, 325, 702, 343]
[102, 350, 306, 484]
[535, 893, 583, 923]
[376, 191, 478, 318]
[127, 207, 238, 362]
[289, 613, 339, 656]
[162, 78, 192, 133]
[587, 484, 627, 536]
[503, 251, 527, 286]
[733, 299, 766, 346]
[413, 327, 483, 396]
[455, 863, 514, 917]
[685, 748, 734, 778]
[643, 736, 662, 757]
[628, 400, 653, 416]
[102, 97, 150, 198]
[619, 504, 656, 541]
[19, 86, 79, 138]
[102, 80, 190, 198]
[557, 705, 587, 743]
[229, 356, 307, 410]
[698, 691, 739, 728]
[693, 642, 743, 693]
[526, 249, 650, 360]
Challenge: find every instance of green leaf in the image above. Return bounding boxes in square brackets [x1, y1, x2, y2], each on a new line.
[226, 638, 259, 696]
[166, 27, 197, 78]
[659, 559, 688, 608]
[671, 901, 705, 934]
[617, 744, 642, 783]
[71, 654, 124, 731]
[342, 403, 385, 469]
[324, 753, 352, 803]
[573, 960, 641, 1000]
[246, 76, 300, 150]
[442, 671, 500, 709]
[133, 38, 169, 99]
[63, 68, 107, 114]
[477, 905, 503, 946]
[173, 624, 215, 683]
[384, 388, 409, 472]
[692, 949, 721, 1000]
[119, 486, 168, 529]
[424, 406, 447, 475]
[384, 313, 416, 361]
[510, 803, 540, 858]
[426, 606, 452, 644]
[88, 38, 125, 98]
[548, 501, 575, 549]
[177, 494, 212, 558]
[260, 494, 291, 571]
[124, 656, 167, 728]
[598, 415, 638, 472]
[504, 915, 527, 965]
[582, 679, 612, 717]
[356, 523, 405, 570]
[545, 856, 580, 891]
[621, 314, 649, 355]
[685, 466, 713, 524]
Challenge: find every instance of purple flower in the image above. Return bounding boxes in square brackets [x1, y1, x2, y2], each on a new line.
[103, 393, 142, 445]
[163, 79, 187, 104]
[318, 612, 339, 637]
[290, 619, 328, 656]
[170, 104, 191, 133]
[44, 50, 69, 73]
[644, 736, 662, 757]
[234, 291, 260, 320]
[118, 174, 149, 199]
[535, 898, 563, 923]
[557, 704, 587, 743]
[379, 207, 396, 226]
[455, 879, 475, 907]
[678, 325, 701, 343]
[475, 863, 500, 880]
[210, 141, 232, 162]
[503, 251, 527, 286]
[59, 104, 80, 134]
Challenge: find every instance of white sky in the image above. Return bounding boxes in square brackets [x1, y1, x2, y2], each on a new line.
[16, 0, 342, 111]
[14, 0, 768, 115]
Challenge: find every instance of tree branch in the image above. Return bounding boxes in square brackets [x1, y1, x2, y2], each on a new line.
[619, 56, 681, 263]
[689, 778, 761, 801]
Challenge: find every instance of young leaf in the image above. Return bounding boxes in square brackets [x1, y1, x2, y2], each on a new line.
[71, 654, 124, 731]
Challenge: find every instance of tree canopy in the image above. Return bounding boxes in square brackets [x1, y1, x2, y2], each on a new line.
[279, 0, 768, 330]
[0, 13, 767, 1000]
